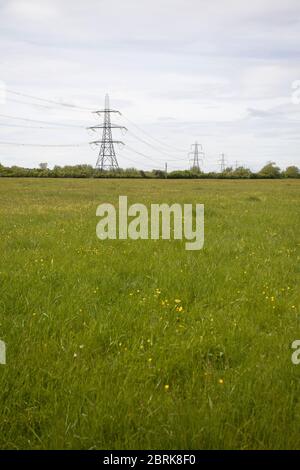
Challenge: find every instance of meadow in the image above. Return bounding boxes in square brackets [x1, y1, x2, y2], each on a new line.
[0, 177, 299, 450]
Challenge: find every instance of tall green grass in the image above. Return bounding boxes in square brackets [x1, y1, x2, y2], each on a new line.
[0, 178, 299, 449]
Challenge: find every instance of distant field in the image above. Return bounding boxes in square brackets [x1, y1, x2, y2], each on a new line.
[0, 177, 299, 449]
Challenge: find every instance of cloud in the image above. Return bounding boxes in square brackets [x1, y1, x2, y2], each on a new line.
[4, 0, 58, 21]
[0, 0, 300, 170]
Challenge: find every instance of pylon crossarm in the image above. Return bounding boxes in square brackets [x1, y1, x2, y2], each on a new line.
[89, 140, 125, 145]
[87, 125, 127, 131]
[92, 110, 121, 115]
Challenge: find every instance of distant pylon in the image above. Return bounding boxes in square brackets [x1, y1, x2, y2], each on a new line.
[88, 94, 127, 170]
[189, 141, 204, 172]
[218, 153, 227, 172]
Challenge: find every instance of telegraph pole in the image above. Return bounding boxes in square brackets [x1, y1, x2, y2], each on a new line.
[189, 141, 204, 172]
[88, 94, 127, 170]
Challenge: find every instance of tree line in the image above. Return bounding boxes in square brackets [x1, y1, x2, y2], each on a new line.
[0, 162, 299, 179]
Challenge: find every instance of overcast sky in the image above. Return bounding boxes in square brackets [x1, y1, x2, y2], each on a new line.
[0, 0, 300, 171]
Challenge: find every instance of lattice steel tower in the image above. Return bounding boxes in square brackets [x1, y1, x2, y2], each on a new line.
[189, 141, 204, 172]
[88, 94, 127, 170]
[218, 153, 227, 172]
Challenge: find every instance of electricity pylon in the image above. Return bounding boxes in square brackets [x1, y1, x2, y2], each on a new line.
[218, 153, 227, 172]
[189, 141, 204, 172]
[88, 94, 127, 170]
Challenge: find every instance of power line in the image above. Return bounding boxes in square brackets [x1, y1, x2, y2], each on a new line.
[1, 91, 225, 170]
[126, 129, 186, 160]
[122, 143, 190, 165]
[0, 113, 84, 128]
[122, 113, 187, 153]
[0, 141, 87, 147]
[124, 145, 163, 165]
[118, 154, 159, 169]
[123, 148, 186, 167]
[163, 157, 190, 162]
[4, 89, 190, 157]
[6, 89, 93, 112]
[0, 122, 82, 130]
[6, 97, 62, 110]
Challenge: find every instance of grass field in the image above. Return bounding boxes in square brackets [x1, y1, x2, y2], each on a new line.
[0, 177, 299, 449]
